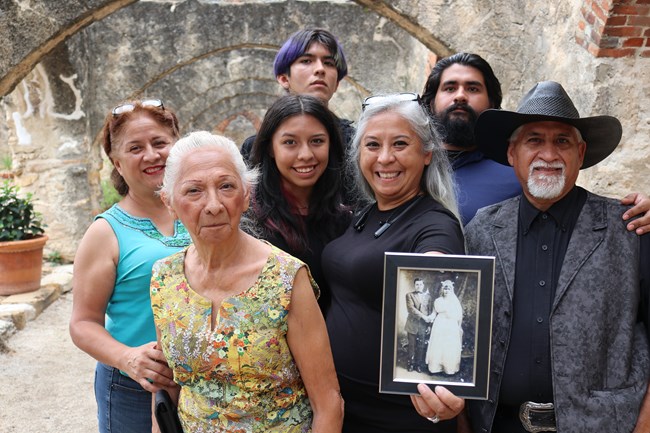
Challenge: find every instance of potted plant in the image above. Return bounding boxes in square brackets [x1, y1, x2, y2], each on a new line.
[0, 180, 47, 295]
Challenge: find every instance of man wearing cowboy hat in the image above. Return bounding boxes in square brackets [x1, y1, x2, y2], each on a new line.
[461, 81, 650, 432]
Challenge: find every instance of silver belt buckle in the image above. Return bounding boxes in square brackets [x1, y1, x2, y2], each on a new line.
[519, 401, 556, 432]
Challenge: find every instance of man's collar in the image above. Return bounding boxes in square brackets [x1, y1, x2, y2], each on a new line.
[519, 186, 584, 233]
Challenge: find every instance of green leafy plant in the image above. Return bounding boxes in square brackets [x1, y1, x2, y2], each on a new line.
[46, 250, 63, 264]
[0, 180, 45, 241]
[1, 154, 12, 171]
[100, 179, 121, 211]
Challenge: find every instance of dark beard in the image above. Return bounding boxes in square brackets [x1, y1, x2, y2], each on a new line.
[435, 103, 479, 149]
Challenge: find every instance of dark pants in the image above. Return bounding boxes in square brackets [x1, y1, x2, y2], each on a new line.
[407, 329, 428, 369]
[339, 374, 456, 433]
[492, 405, 529, 433]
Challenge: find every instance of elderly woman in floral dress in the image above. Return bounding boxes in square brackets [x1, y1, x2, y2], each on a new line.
[150, 131, 342, 433]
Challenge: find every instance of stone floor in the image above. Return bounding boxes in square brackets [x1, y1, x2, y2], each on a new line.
[0, 263, 97, 432]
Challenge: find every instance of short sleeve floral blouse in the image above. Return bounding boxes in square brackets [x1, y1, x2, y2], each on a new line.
[151, 245, 318, 433]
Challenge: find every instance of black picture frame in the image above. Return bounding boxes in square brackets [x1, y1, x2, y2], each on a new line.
[379, 252, 495, 399]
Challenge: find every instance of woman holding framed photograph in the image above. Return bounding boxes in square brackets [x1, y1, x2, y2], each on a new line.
[322, 93, 465, 432]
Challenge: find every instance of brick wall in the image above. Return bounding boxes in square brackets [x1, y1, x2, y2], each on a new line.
[576, 0, 650, 57]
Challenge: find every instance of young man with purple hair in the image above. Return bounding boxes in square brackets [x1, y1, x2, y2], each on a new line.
[240, 29, 354, 164]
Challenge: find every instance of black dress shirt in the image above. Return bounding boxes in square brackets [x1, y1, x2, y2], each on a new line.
[639, 230, 650, 338]
[499, 186, 587, 406]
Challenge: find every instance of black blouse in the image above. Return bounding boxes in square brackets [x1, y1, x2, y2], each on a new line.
[323, 195, 464, 433]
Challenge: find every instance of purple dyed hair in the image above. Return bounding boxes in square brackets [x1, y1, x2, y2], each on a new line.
[273, 28, 348, 82]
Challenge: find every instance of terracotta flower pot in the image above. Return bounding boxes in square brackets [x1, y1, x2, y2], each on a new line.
[0, 235, 48, 295]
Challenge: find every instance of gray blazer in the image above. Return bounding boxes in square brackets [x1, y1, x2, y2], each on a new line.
[465, 190, 649, 433]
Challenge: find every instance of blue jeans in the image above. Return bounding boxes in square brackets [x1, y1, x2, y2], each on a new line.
[95, 362, 152, 433]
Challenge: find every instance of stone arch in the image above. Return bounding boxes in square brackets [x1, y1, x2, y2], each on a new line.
[0, 0, 137, 97]
[88, 43, 373, 146]
[1, 1, 456, 100]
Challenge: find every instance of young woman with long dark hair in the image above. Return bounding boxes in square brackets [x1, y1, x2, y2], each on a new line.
[249, 94, 351, 316]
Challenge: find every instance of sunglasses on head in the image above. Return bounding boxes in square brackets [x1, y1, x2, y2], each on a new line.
[361, 92, 422, 111]
[112, 99, 165, 117]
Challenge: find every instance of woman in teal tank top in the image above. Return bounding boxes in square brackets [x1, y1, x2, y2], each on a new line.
[70, 100, 191, 433]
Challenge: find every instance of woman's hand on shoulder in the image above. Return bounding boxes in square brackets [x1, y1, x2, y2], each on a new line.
[410, 383, 464, 423]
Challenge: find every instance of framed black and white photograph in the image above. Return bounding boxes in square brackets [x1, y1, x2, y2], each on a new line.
[379, 253, 495, 399]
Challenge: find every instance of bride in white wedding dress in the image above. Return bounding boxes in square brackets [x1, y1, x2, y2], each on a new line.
[425, 279, 463, 375]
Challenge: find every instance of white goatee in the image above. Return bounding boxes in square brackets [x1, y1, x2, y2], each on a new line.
[527, 161, 566, 200]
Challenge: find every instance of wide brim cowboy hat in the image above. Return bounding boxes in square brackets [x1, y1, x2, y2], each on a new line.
[475, 81, 622, 169]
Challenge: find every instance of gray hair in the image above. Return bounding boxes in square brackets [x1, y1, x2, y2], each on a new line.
[160, 131, 259, 205]
[508, 123, 584, 144]
[349, 94, 460, 221]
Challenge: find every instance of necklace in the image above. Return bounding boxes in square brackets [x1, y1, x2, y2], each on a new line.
[378, 206, 403, 225]
[354, 195, 424, 238]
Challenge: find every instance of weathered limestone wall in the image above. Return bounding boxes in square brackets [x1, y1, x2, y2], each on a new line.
[1, 0, 433, 260]
[2, 56, 97, 260]
[0, 0, 648, 260]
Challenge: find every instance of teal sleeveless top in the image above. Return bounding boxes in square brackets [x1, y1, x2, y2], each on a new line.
[96, 204, 191, 348]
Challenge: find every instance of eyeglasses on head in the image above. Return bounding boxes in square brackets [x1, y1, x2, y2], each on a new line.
[361, 92, 421, 111]
[112, 99, 165, 117]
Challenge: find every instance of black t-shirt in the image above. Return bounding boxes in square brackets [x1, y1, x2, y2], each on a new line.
[323, 196, 464, 432]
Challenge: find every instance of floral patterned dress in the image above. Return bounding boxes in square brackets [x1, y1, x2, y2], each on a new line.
[151, 245, 317, 433]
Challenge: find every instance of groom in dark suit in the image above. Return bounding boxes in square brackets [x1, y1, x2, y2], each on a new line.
[405, 278, 434, 373]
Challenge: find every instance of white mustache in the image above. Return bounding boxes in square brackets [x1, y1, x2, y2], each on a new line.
[529, 161, 565, 175]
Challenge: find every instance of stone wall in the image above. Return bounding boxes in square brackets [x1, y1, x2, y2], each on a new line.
[0, 0, 648, 260]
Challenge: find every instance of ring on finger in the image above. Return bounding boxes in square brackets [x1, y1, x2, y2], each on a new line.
[426, 414, 440, 423]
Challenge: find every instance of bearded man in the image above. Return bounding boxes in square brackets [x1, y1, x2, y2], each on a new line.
[421, 52, 521, 224]
[461, 81, 650, 433]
